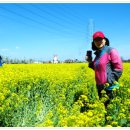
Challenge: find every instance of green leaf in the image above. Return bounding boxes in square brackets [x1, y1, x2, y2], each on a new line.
[127, 123, 130, 127]
[120, 119, 127, 125]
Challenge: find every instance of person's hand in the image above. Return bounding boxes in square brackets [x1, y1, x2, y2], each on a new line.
[105, 81, 120, 91]
[85, 55, 92, 62]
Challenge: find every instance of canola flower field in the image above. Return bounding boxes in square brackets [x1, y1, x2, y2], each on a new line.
[0, 63, 130, 127]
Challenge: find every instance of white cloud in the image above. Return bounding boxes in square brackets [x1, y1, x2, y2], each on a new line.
[0, 48, 9, 51]
[16, 46, 20, 49]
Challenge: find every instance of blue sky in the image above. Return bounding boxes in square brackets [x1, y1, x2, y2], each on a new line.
[0, 3, 130, 61]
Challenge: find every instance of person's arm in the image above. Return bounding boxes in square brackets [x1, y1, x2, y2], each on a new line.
[107, 49, 123, 84]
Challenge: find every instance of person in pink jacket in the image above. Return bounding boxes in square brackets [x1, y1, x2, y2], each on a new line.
[86, 31, 123, 107]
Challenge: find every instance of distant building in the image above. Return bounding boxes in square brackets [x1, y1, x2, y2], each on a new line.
[53, 55, 58, 64]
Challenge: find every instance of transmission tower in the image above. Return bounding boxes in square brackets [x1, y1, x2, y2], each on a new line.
[88, 18, 95, 48]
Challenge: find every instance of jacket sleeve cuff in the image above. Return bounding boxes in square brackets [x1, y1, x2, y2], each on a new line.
[88, 62, 94, 70]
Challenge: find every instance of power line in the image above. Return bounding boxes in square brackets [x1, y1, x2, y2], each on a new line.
[15, 4, 68, 30]
[0, 13, 60, 37]
[31, 4, 84, 33]
[0, 4, 88, 38]
[57, 4, 86, 26]
[0, 5, 73, 36]
[30, 4, 79, 26]
[0, 13, 39, 29]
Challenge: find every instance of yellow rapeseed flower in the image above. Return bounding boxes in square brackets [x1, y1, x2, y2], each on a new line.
[111, 121, 118, 127]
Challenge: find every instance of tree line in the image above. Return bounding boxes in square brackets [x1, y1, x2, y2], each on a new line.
[1, 56, 83, 64]
[1, 56, 130, 64]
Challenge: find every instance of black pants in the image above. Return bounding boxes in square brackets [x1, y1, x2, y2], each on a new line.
[97, 85, 113, 108]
